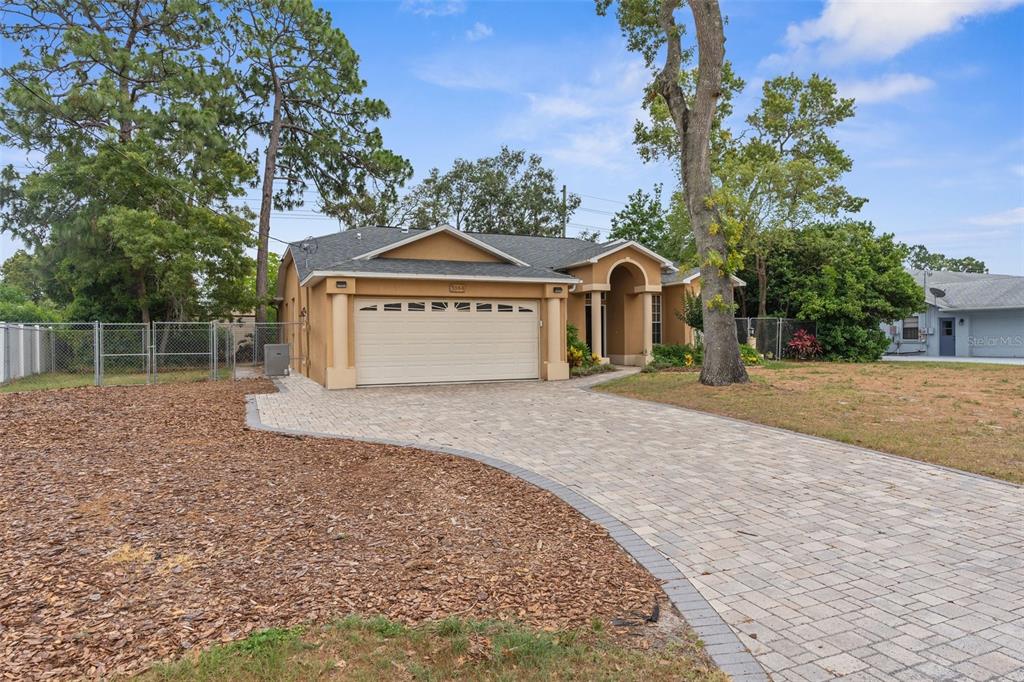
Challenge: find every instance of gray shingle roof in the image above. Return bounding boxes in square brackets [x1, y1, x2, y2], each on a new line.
[909, 269, 1024, 309]
[301, 257, 576, 281]
[286, 227, 653, 282]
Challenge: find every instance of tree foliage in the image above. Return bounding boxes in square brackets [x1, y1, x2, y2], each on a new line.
[724, 74, 866, 317]
[906, 244, 987, 273]
[0, 282, 60, 322]
[766, 221, 923, 361]
[381, 147, 580, 237]
[608, 183, 695, 262]
[225, 0, 412, 320]
[0, 249, 46, 304]
[0, 0, 255, 322]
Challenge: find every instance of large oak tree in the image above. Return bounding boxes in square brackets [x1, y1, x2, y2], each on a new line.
[598, 0, 747, 385]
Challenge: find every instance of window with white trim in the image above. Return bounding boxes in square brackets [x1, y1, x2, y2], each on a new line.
[652, 294, 662, 345]
[902, 316, 920, 340]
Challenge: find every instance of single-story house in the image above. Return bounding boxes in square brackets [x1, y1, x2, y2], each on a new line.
[275, 225, 740, 388]
[885, 269, 1024, 358]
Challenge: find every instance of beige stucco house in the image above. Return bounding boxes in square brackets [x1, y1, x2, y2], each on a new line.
[276, 225, 733, 389]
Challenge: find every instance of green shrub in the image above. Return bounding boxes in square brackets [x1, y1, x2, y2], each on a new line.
[566, 323, 595, 368]
[652, 343, 702, 367]
[650, 342, 761, 369]
[739, 344, 761, 366]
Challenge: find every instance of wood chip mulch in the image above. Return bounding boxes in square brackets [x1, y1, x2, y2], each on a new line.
[0, 380, 663, 679]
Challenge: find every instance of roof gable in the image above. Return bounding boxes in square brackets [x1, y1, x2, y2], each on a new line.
[354, 226, 528, 266]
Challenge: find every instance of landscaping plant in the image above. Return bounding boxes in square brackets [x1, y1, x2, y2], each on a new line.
[566, 323, 594, 369]
[786, 329, 823, 360]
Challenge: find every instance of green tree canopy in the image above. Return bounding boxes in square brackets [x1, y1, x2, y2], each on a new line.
[0, 0, 255, 323]
[0, 282, 60, 322]
[906, 244, 988, 273]
[387, 147, 581, 237]
[0, 249, 46, 304]
[767, 221, 923, 361]
[725, 74, 866, 317]
[225, 0, 412, 321]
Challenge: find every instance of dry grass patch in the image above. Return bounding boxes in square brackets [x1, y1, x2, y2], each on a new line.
[601, 361, 1024, 484]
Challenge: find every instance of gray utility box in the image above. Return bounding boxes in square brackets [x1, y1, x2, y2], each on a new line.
[264, 344, 291, 377]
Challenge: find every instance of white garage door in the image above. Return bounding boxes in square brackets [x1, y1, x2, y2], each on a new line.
[355, 298, 540, 385]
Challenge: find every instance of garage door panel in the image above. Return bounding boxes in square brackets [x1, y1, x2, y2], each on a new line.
[355, 298, 540, 385]
[969, 311, 1024, 358]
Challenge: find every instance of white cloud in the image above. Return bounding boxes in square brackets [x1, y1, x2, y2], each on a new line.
[401, 0, 466, 17]
[465, 21, 493, 42]
[546, 125, 632, 170]
[966, 207, 1024, 226]
[526, 94, 595, 119]
[771, 0, 1023, 64]
[840, 73, 935, 104]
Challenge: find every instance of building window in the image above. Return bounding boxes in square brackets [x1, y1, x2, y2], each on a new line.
[652, 294, 662, 345]
[902, 316, 919, 340]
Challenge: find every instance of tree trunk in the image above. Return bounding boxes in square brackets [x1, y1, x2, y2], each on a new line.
[657, 0, 747, 386]
[136, 271, 150, 325]
[255, 78, 284, 323]
[756, 253, 768, 318]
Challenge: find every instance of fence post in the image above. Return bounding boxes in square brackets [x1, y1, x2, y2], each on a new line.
[209, 321, 216, 380]
[93, 321, 101, 386]
[144, 323, 151, 385]
[777, 318, 781, 360]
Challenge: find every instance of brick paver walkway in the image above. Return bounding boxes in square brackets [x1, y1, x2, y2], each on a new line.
[253, 372, 1024, 681]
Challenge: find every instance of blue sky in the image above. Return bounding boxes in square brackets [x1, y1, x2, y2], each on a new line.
[2, 0, 1023, 274]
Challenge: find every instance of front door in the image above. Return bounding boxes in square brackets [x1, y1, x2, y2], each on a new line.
[939, 317, 956, 356]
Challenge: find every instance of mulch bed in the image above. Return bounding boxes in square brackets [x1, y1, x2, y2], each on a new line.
[0, 380, 662, 679]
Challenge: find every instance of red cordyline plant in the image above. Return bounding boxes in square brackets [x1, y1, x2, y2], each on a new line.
[786, 329, 823, 360]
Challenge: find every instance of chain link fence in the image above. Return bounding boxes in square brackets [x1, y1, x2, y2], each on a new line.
[1, 321, 304, 391]
[735, 317, 816, 360]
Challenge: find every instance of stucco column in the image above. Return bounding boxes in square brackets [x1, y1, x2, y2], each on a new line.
[545, 296, 570, 381]
[641, 292, 653, 365]
[326, 292, 357, 389]
[589, 294, 605, 363]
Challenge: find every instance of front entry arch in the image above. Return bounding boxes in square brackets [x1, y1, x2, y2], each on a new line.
[605, 261, 653, 366]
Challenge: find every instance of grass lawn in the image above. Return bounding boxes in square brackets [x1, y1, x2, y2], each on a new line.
[140, 616, 724, 682]
[0, 368, 231, 393]
[600, 361, 1024, 484]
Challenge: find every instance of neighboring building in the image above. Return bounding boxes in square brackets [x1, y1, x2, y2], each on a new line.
[885, 269, 1024, 359]
[276, 225, 741, 389]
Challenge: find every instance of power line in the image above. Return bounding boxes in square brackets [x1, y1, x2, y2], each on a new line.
[577, 206, 617, 216]
[578, 193, 626, 205]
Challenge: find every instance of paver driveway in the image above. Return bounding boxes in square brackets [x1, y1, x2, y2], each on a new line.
[252, 372, 1024, 681]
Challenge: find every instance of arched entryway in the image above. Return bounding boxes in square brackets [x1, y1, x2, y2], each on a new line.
[605, 261, 650, 365]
